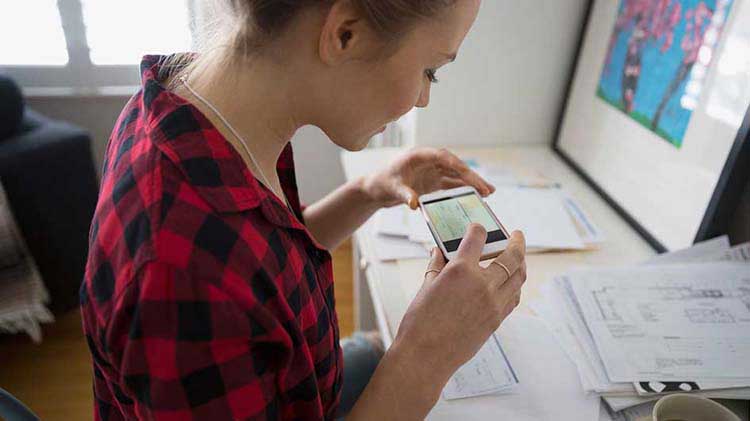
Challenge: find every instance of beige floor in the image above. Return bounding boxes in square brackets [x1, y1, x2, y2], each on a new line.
[0, 240, 355, 420]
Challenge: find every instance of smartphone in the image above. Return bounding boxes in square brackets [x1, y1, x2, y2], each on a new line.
[419, 186, 510, 261]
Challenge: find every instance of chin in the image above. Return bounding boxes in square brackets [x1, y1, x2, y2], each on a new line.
[349, 136, 373, 152]
[326, 131, 374, 152]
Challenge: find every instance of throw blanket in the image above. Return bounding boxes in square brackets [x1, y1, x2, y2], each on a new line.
[0, 180, 53, 343]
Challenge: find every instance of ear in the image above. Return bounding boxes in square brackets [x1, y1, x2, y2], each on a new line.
[318, 0, 377, 66]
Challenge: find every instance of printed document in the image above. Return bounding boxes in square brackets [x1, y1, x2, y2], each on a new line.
[486, 187, 586, 251]
[568, 263, 750, 382]
[442, 333, 518, 400]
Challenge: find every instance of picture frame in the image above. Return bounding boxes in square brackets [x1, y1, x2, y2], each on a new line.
[553, 0, 750, 252]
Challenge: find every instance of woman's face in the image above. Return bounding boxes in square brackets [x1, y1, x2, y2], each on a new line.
[316, 0, 482, 151]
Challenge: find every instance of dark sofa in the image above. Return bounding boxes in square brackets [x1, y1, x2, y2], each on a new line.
[0, 74, 99, 313]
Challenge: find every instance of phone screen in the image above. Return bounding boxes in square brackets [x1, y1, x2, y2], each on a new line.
[423, 192, 507, 252]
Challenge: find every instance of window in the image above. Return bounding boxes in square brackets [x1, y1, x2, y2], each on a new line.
[81, 0, 192, 65]
[0, 0, 68, 66]
[0, 0, 194, 90]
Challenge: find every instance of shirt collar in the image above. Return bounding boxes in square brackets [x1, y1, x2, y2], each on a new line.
[137, 55, 315, 241]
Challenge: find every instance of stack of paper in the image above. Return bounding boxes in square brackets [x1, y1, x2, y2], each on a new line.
[370, 206, 432, 261]
[486, 187, 599, 251]
[430, 313, 601, 420]
[369, 169, 603, 261]
[530, 236, 750, 420]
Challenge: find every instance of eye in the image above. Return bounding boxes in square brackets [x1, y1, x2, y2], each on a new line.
[425, 68, 439, 84]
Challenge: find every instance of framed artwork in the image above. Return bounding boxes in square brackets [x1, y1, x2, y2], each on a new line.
[555, 0, 750, 251]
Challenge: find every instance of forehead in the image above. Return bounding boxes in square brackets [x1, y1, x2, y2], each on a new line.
[411, 0, 481, 50]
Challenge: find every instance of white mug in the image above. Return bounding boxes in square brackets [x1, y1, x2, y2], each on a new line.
[652, 394, 740, 421]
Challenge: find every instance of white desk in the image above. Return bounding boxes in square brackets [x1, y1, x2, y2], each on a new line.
[341, 145, 749, 420]
[340, 145, 658, 419]
[341, 145, 655, 344]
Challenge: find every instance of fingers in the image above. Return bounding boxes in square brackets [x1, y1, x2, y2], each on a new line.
[486, 290, 522, 333]
[460, 169, 495, 197]
[437, 175, 492, 198]
[487, 273, 523, 332]
[424, 247, 446, 284]
[438, 177, 467, 191]
[455, 224, 487, 263]
[398, 184, 419, 210]
[499, 290, 522, 321]
[497, 262, 526, 296]
[487, 231, 526, 279]
[435, 149, 495, 196]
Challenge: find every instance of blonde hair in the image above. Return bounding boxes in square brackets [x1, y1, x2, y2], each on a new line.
[163, 0, 455, 86]
[244, 0, 456, 44]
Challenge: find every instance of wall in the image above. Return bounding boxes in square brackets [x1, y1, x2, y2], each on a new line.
[288, 126, 346, 205]
[26, 97, 345, 204]
[415, 0, 589, 147]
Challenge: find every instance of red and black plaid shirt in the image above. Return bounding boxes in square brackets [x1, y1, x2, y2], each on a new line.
[80, 55, 342, 420]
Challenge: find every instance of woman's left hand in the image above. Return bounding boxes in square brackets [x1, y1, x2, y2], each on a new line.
[362, 148, 496, 210]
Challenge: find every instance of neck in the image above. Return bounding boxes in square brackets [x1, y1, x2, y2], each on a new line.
[181, 52, 310, 183]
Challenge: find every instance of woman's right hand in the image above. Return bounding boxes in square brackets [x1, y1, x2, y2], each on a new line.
[393, 224, 527, 384]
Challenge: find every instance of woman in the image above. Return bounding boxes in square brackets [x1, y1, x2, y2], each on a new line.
[80, 0, 527, 419]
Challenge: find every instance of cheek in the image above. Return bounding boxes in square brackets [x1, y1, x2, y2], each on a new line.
[385, 75, 423, 120]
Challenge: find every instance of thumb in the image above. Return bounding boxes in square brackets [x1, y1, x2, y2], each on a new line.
[456, 223, 487, 263]
[423, 247, 446, 285]
[398, 184, 419, 210]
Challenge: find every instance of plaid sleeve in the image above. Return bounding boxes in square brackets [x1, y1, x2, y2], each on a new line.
[108, 260, 288, 420]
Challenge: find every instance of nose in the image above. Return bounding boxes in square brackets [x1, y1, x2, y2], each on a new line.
[416, 84, 431, 108]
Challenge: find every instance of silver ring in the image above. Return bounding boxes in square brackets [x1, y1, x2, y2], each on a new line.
[424, 269, 441, 278]
[490, 261, 512, 279]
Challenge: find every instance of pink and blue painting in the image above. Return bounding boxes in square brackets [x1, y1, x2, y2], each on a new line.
[597, 0, 734, 148]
